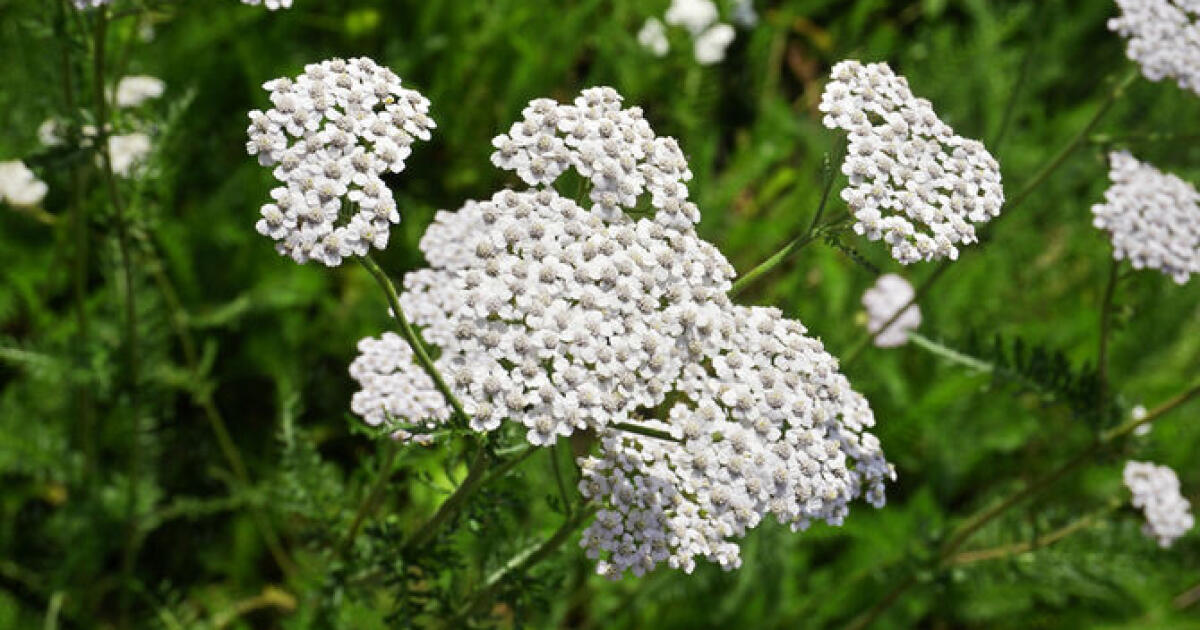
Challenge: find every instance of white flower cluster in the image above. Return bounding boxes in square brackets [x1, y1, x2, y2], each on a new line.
[1092, 151, 1200, 284]
[114, 76, 165, 108]
[350, 184, 892, 576]
[245, 57, 435, 266]
[1124, 460, 1194, 548]
[1109, 0, 1200, 97]
[489, 87, 698, 227]
[241, 0, 293, 8]
[579, 304, 892, 577]
[109, 133, 152, 178]
[637, 0, 738, 65]
[861, 274, 921, 348]
[820, 60, 1005, 264]
[74, 0, 291, 8]
[349, 332, 449, 433]
[0, 161, 49, 208]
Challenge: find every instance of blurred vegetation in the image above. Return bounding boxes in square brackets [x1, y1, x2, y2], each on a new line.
[0, 0, 1198, 628]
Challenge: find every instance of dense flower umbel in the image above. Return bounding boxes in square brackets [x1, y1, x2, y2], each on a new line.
[349, 186, 892, 577]
[820, 60, 1005, 264]
[1109, 0, 1200, 97]
[1124, 461, 1194, 548]
[861, 274, 921, 348]
[1092, 151, 1200, 284]
[580, 305, 892, 577]
[490, 87, 698, 227]
[246, 57, 434, 266]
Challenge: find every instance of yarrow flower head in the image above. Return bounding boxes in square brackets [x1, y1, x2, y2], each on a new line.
[1124, 460, 1194, 548]
[245, 57, 435, 266]
[861, 273, 921, 348]
[114, 75, 165, 108]
[1092, 151, 1200, 284]
[1109, 0, 1200, 97]
[350, 185, 893, 577]
[0, 160, 49, 208]
[490, 87, 698, 227]
[820, 60, 1005, 264]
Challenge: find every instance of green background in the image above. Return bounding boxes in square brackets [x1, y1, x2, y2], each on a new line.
[1, 0, 1198, 627]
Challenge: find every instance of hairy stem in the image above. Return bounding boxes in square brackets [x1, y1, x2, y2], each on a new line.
[358, 255, 472, 429]
[842, 68, 1139, 368]
[849, 379, 1200, 629]
[453, 505, 598, 622]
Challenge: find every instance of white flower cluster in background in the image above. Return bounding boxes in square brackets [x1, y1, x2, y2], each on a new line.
[820, 60, 1005, 264]
[636, 0, 740, 65]
[245, 57, 435, 266]
[114, 76, 165, 108]
[861, 274, 921, 348]
[1124, 460, 1194, 548]
[1109, 0, 1200, 97]
[109, 133, 152, 177]
[0, 161, 49, 208]
[352, 118, 892, 575]
[74, 0, 292, 8]
[241, 0, 293, 8]
[1092, 151, 1200, 284]
[490, 87, 698, 227]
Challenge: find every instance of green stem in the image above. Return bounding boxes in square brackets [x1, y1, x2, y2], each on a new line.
[358, 255, 471, 429]
[849, 379, 1200, 629]
[453, 505, 597, 623]
[842, 68, 1139, 370]
[403, 444, 540, 554]
[550, 443, 572, 517]
[1097, 259, 1120, 410]
[730, 144, 841, 297]
[610, 421, 680, 443]
[92, 8, 143, 626]
[945, 498, 1121, 567]
[339, 441, 401, 555]
[58, 0, 97, 482]
[907, 332, 994, 373]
